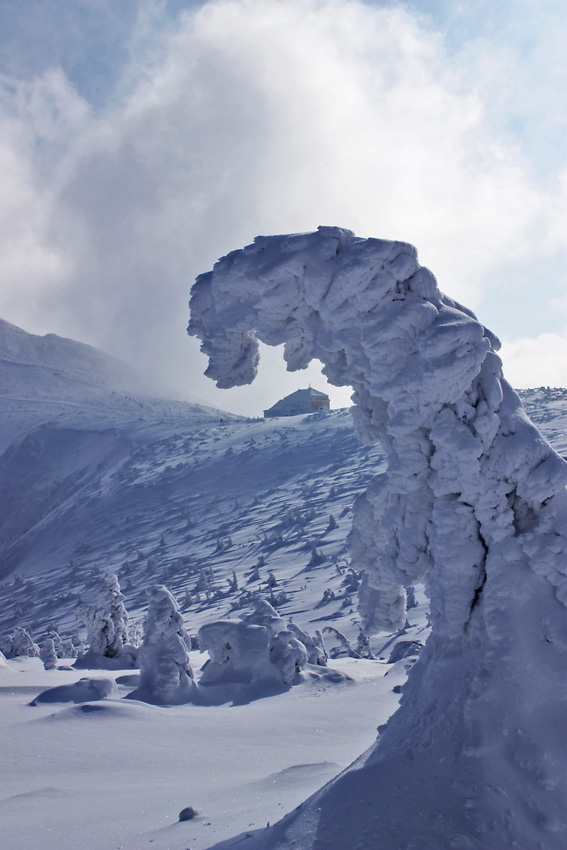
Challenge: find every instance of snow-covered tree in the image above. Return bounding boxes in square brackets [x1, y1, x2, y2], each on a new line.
[40, 638, 58, 670]
[190, 226, 567, 849]
[193, 568, 211, 594]
[77, 574, 133, 667]
[47, 629, 64, 658]
[129, 584, 195, 705]
[0, 627, 39, 659]
[60, 638, 77, 658]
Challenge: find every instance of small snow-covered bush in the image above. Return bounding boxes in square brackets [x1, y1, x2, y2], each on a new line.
[323, 626, 359, 659]
[60, 639, 77, 658]
[268, 630, 308, 684]
[128, 585, 195, 705]
[287, 623, 327, 666]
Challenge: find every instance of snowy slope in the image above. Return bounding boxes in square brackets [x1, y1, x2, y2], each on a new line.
[0, 319, 566, 850]
[0, 318, 237, 585]
[0, 316, 228, 456]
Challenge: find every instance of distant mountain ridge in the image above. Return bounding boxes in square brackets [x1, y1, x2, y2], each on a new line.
[0, 317, 234, 456]
[0, 317, 140, 388]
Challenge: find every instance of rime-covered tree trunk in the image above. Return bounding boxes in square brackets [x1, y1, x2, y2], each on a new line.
[189, 227, 567, 849]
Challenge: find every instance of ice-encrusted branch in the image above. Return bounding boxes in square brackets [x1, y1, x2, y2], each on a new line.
[189, 226, 567, 639]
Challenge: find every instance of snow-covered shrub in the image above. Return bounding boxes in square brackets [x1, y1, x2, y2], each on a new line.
[71, 633, 85, 656]
[323, 626, 359, 659]
[40, 638, 58, 670]
[246, 566, 261, 584]
[287, 623, 327, 666]
[127, 622, 143, 647]
[306, 542, 324, 567]
[268, 630, 308, 684]
[128, 584, 195, 705]
[193, 568, 211, 594]
[241, 598, 285, 632]
[405, 585, 418, 609]
[77, 574, 135, 668]
[198, 619, 276, 686]
[0, 627, 39, 659]
[199, 601, 326, 688]
[355, 630, 374, 659]
[60, 638, 77, 658]
[268, 589, 289, 607]
[316, 588, 336, 607]
[47, 630, 64, 658]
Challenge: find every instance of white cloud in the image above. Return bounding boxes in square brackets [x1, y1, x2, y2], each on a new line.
[0, 0, 565, 414]
[500, 333, 567, 389]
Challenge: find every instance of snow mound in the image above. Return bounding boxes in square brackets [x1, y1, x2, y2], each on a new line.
[30, 676, 116, 705]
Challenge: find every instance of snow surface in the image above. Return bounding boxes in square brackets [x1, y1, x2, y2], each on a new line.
[1, 309, 567, 849]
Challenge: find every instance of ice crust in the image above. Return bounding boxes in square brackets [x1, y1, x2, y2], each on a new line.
[190, 227, 567, 849]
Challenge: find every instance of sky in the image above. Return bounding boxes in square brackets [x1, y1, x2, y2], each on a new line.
[0, 0, 565, 416]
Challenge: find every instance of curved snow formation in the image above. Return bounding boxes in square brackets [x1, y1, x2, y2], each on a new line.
[189, 226, 567, 637]
[190, 227, 567, 849]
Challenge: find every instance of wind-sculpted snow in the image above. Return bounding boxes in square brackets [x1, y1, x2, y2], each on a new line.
[190, 227, 567, 848]
[189, 226, 567, 637]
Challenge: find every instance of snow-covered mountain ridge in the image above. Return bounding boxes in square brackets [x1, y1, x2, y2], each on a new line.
[0, 317, 230, 456]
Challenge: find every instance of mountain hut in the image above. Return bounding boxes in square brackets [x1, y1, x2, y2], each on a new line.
[263, 388, 330, 418]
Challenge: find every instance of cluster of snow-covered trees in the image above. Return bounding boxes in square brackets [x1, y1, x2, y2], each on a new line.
[2, 572, 345, 705]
